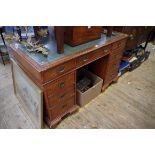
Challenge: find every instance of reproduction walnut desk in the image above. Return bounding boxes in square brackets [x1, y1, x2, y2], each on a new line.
[8, 32, 128, 128]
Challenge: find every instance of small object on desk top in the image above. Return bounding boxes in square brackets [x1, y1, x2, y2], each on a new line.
[37, 29, 48, 38]
[13, 33, 21, 42]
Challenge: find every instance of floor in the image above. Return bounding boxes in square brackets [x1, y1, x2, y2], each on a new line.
[0, 43, 155, 129]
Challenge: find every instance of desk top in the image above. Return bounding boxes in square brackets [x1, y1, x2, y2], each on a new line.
[9, 32, 127, 67]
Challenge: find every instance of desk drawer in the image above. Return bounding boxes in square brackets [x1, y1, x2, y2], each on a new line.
[105, 70, 118, 83]
[43, 59, 76, 82]
[92, 46, 111, 60]
[108, 61, 120, 71]
[107, 58, 120, 74]
[45, 72, 75, 97]
[111, 48, 124, 59]
[111, 52, 123, 60]
[112, 40, 126, 51]
[76, 52, 94, 68]
[48, 86, 75, 108]
[49, 96, 75, 120]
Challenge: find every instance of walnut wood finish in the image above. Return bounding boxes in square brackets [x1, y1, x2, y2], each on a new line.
[8, 31, 128, 128]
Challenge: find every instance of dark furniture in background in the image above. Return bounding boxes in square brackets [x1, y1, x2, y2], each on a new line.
[64, 26, 102, 46]
[102, 26, 113, 37]
[113, 26, 154, 50]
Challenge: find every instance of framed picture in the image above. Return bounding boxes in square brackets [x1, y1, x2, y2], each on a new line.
[11, 58, 43, 128]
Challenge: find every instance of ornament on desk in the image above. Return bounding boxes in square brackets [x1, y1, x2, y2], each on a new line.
[37, 28, 48, 38]
[13, 33, 21, 42]
[27, 35, 33, 47]
[24, 26, 29, 39]
[26, 36, 48, 56]
[4, 34, 13, 41]
[16, 26, 22, 41]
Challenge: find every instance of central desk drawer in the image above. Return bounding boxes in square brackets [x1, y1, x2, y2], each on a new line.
[92, 46, 111, 60]
[49, 96, 75, 120]
[76, 52, 94, 68]
[45, 72, 75, 97]
[43, 59, 76, 82]
[48, 86, 75, 108]
[76, 46, 111, 68]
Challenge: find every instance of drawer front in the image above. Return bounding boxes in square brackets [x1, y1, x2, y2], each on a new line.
[108, 62, 120, 72]
[43, 59, 76, 82]
[111, 52, 122, 60]
[92, 46, 111, 60]
[49, 97, 75, 120]
[48, 86, 75, 108]
[76, 46, 110, 68]
[76, 52, 94, 68]
[45, 72, 75, 97]
[112, 40, 126, 51]
[111, 48, 123, 60]
[105, 70, 118, 83]
[105, 60, 120, 83]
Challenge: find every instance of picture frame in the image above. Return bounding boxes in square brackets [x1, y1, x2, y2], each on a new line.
[11, 58, 43, 129]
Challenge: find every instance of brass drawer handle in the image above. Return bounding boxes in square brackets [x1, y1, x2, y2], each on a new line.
[104, 49, 108, 53]
[59, 93, 66, 98]
[59, 82, 65, 88]
[57, 65, 65, 73]
[129, 34, 134, 40]
[83, 56, 88, 62]
[112, 64, 116, 67]
[118, 43, 121, 47]
[62, 104, 67, 109]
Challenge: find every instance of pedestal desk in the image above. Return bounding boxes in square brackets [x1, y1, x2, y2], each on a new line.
[8, 32, 128, 128]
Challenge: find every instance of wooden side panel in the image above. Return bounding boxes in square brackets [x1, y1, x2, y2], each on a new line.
[12, 49, 43, 87]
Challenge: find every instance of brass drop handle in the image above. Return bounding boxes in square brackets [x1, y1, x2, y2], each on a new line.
[118, 42, 121, 47]
[129, 34, 134, 40]
[60, 93, 65, 98]
[62, 104, 67, 109]
[83, 56, 88, 62]
[112, 63, 117, 67]
[57, 65, 65, 73]
[59, 82, 65, 88]
[104, 49, 108, 53]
